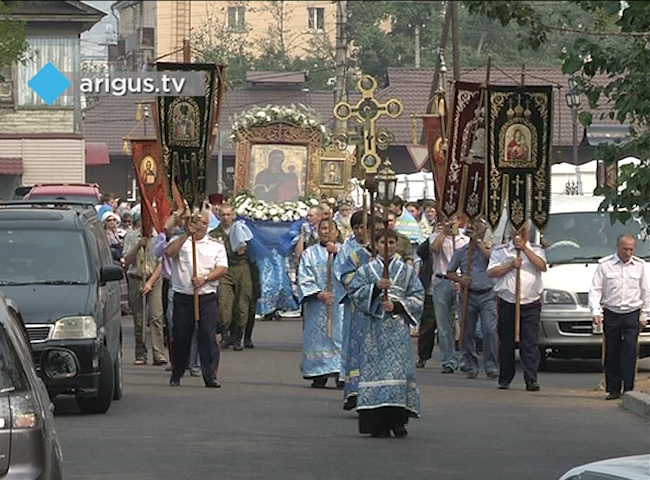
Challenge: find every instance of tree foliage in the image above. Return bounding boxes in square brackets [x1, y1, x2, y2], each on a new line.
[464, 1, 650, 232]
[0, 1, 30, 76]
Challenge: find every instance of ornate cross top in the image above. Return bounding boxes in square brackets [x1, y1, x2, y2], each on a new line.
[334, 75, 404, 174]
[472, 171, 481, 192]
[512, 174, 525, 197]
[534, 191, 547, 211]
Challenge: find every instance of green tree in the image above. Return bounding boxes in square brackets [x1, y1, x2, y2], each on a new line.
[0, 1, 30, 76]
[191, 3, 254, 89]
[464, 1, 650, 231]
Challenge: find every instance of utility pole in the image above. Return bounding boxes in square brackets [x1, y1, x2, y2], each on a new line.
[450, 0, 460, 81]
[334, 0, 348, 133]
[182, 38, 191, 63]
[414, 23, 421, 68]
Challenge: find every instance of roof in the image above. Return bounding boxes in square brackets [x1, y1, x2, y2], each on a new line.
[85, 142, 110, 166]
[0, 158, 24, 176]
[82, 88, 336, 157]
[12, 1, 106, 32]
[82, 66, 625, 158]
[378, 66, 621, 151]
[245, 71, 308, 85]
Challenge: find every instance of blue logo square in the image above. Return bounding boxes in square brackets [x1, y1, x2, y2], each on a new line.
[28, 62, 71, 105]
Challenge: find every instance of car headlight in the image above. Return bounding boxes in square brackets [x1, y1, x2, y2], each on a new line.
[543, 289, 576, 305]
[52, 316, 97, 339]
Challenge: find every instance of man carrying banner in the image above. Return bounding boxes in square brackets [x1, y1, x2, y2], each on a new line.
[446, 217, 498, 379]
[165, 210, 228, 388]
[487, 222, 546, 391]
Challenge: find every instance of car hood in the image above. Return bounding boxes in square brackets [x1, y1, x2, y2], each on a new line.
[559, 454, 650, 480]
[543, 262, 599, 293]
[0, 284, 93, 324]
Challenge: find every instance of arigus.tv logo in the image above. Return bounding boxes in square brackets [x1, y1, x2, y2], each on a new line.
[28, 62, 71, 105]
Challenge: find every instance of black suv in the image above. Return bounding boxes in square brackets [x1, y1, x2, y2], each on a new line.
[0, 201, 124, 414]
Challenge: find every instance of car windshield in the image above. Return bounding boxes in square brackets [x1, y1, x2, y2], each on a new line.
[0, 323, 29, 393]
[26, 194, 99, 205]
[0, 229, 91, 284]
[541, 212, 650, 265]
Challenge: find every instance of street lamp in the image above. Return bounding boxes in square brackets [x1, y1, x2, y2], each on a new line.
[565, 76, 582, 195]
[375, 158, 398, 300]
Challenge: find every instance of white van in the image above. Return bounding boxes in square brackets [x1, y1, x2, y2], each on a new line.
[535, 194, 650, 368]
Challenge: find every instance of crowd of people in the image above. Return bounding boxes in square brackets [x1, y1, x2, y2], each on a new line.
[94, 189, 648, 438]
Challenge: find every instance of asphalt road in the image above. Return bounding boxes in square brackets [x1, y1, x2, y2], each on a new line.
[53, 315, 650, 480]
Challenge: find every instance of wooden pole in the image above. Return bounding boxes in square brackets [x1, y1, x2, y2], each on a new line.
[367, 175, 377, 258]
[326, 200, 334, 338]
[382, 208, 390, 302]
[514, 246, 522, 343]
[459, 240, 474, 348]
[190, 211, 200, 322]
[140, 245, 147, 348]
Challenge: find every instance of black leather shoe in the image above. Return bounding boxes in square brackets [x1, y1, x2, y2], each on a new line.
[205, 381, 221, 388]
[392, 425, 408, 438]
[244, 339, 254, 348]
[416, 359, 426, 368]
[343, 396, 357, 411]
[498, 382, 510, 390]
[605, 392, 621, 400]
[526, 381, 540, 392]
[370, 430, 391, 438]
[169, 378, 180, 387]
[311, 378, 327, 388]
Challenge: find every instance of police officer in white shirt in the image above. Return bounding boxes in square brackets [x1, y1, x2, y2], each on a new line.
[588, 233, 650, 400]
[165, 209, 228, 388]
[487, 222, 547, 391]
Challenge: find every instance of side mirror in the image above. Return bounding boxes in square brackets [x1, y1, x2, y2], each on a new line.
[41, 348, 79, 380]
[100, 265, 124, 284]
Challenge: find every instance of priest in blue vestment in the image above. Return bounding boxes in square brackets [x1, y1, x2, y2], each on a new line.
[334, 211, 375, 411]
[297, 219, 345, 388]
[348, 228, 425, 437]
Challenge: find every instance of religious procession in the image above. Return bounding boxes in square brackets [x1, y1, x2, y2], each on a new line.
[97, 48, 650, 444]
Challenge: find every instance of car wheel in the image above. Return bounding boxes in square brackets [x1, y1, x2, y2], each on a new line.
[538, 346, 549, 371]
[76, 346, 114, 414]
[113, 343, 124, 400]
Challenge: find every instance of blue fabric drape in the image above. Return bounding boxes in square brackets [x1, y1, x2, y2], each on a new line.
[238, 218, 301, 315]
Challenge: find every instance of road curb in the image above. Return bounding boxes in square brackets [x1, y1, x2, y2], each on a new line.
[622, 391, 650, 419]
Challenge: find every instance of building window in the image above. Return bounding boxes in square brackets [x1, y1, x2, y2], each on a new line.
[307, 7, 324, 31]
[0, 65, 14, 106]
[227, 6, 246, 31]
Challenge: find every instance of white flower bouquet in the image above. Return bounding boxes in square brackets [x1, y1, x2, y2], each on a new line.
[230, 104, 332, 144]
[231, 192, 319, 223]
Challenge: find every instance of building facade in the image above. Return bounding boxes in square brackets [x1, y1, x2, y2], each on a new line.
[0, 1, 104, 199]
[111, 1, 337, 70]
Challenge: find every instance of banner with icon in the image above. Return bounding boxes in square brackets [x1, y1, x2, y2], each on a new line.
[485, 85, 553, 232]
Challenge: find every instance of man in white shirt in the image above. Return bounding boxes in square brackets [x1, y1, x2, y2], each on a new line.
[165, 209, 228, 388]
[487, 222, 546, 391]
[588, 233, 650, 400]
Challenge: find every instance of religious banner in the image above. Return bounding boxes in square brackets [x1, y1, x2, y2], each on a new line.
[421, 114, 446, 202]
[155, 63, 219, 210]
[440, 81, 485, 220]
[130, 138, 170, 235]
[486, 85, 553, 232]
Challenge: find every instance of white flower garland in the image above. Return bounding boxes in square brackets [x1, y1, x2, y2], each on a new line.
[230, 103, 330, 141]
[231, 192, 321, 222]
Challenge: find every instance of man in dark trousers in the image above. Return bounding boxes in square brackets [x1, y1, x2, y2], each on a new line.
[415, 235, 436, 368]
[588, 233, 650, 400]
[487, 223, 546, 391]
[165, 209, 228, 388]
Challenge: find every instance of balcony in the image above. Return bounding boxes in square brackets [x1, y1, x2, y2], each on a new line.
[124, 27, 155, 54]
